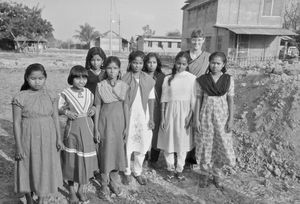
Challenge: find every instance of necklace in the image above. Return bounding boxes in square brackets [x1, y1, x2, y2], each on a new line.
[108, 79, 116, 87]
[78, 91, 84, 98]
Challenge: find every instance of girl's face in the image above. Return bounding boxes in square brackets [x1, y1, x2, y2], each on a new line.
[131, 56, 143, 73]
[90, 54, 103, 70]
[191, 37, 205, 50]
[146, 57, 158, 73]
[209, 56, 225, 74]
[73, 76, 87, 89]
[106, 62, 120, 80]
[175, 57, 188, 73]
[27, 71, 46, 91]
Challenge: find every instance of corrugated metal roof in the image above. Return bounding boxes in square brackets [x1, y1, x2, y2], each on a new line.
[216, 26, 297, 36]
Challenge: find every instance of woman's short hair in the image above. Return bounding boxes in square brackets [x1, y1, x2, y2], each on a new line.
[191, 29, 204, 38]
[67, 65, 88, 85]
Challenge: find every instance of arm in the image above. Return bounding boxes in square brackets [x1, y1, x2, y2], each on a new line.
[160, 102, 166, 130]
[52, 99, 65, 150]
[226, 95, 234, 132]
[93, 87, 102, 143]
[122, 102, 129, 142]
[12, 104, 24, 160]
[148, 99, 155, 129]
[194, 82, 203, 131]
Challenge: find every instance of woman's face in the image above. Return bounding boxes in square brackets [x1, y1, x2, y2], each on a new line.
[209, 56, 225, 74]
[27, 71, 46, 91]
[191, 37, 205, 51]
[106, 62, 120, 80]
[131, 56, 143, 73]
[90, 54, 103, 70]
[175, 57, 188, 73]
[146, 57, 158, 73]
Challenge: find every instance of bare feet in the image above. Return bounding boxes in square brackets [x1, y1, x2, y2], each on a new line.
[69, 186, 79, 204]
[77, 185, 88, 202]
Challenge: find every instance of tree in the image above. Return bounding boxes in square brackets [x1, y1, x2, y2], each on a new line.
[142, 25, 155, 37]
[166, 29, 181, 37]
[0, 2, 54, 40]
[283, 0, 300, 30]
[73, 23, 100, 45]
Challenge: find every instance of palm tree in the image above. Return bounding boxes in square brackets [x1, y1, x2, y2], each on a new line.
[73, 23, 100, 46]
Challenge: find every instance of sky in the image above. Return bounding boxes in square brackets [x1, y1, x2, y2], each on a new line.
[13, 0, 186, 41]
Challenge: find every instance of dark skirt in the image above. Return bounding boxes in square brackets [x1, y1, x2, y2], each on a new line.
[98, 101, 126, 173]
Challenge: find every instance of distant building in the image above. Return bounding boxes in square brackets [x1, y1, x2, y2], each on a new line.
[13, 36, 47, 53]
[136, 36, 182, 55]
[181, 0, 297, 65]
[90, 31, 130, 52]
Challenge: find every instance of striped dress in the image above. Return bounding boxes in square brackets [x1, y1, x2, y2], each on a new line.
[59, 87, 98, 184]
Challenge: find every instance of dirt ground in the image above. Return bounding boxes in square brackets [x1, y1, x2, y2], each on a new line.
[1, 49, 300, 204]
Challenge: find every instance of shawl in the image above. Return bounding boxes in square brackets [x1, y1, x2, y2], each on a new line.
[122, 71, 155, 113]
[97, 80, 129, 103]
[186, 50, 210, 77]
[197, 73, 231, 96]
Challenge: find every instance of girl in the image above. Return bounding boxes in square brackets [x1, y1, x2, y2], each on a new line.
[157, 51, 196, 181]
[194, 52, 236, 187]
[85, 47, 107, 94]
[12, 63, 63, 204]
[94, 56, 129, 196]
[59, 65, 98, 203]
[122, 50, 155, 185]
[142, 52, 165, 167]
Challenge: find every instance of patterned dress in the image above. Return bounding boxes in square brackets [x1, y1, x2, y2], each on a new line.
[59, 87, 98, 184]
[195, 76, 236, 171]
[12, 89, 63, 196]
[95, 80, 128, 174]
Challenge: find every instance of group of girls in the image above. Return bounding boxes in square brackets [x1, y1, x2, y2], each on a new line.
[12, 41, 236, 203]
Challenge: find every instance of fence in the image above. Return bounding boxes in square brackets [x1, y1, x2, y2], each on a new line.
[227, 56, 278, 67]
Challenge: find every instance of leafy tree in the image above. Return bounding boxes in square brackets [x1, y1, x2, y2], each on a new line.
[142, 25, 155, 37]
[284, 0, 300, 30]
[166, 29, 181, 37]
[0, 2, 54, 40]
[73, 23, 100, 45]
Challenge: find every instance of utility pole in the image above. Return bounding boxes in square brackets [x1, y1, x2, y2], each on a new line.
[118, 15, 121, 53]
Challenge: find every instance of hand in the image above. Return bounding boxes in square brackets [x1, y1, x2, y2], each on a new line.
[94, 130, 101, 144]
[185, 115, 192, 129]
[65, 110, 78, 120]
[123, 127, 128, 143]
[194, 120, 201, 133]
[15, 146, 25, 161]
[56, 140, 65, 151]
[160, 119, 166, 131]
[148, 120, 155, 130]
[88, 107, 95, 117]
[225, 119, 233, 133]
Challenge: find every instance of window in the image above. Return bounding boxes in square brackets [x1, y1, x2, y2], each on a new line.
[262, 0, 283, 16]
[158, 41, 163, 48]
[148, 41, 152, 47]
[177, 42, 181, 48]
[168, 42, 172, 48]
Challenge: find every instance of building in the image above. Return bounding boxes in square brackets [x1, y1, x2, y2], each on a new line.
[136, 35, 182, 55]
[14, 36, 47, 53]
[90, 31, 130, 52]
[181, 0, 297, 65]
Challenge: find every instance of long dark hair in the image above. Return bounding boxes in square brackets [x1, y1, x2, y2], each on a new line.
[103, 56, 122, 80]
[142, 52, 162, 73]
[207, 51, 227, 74]
[85, 47, 107, 70]
[168, 51, 189, 86]
[20, 63, 47, 91]
[127, 50, 145, 72]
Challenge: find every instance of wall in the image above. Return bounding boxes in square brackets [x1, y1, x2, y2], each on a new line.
[181, 0, 218, 50]
[216, 0, 284, 27]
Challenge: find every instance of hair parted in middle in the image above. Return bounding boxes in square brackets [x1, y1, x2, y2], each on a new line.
[67, 65, 88, 85]
[85, 47, 107, 70]
[103, 56, 122, 80]
[142, 52, 162, 73]
[127, 50, 145, 72]
[168, 51, 190, 86]
[207, 51, 228, 74]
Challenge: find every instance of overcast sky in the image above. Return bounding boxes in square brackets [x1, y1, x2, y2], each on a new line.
[14, 0, 186, 41]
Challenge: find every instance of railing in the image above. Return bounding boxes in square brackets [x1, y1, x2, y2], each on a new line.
[227, 56, 278, 67]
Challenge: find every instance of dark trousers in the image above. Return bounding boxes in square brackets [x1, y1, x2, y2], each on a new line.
[185, 147, 197, 165]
